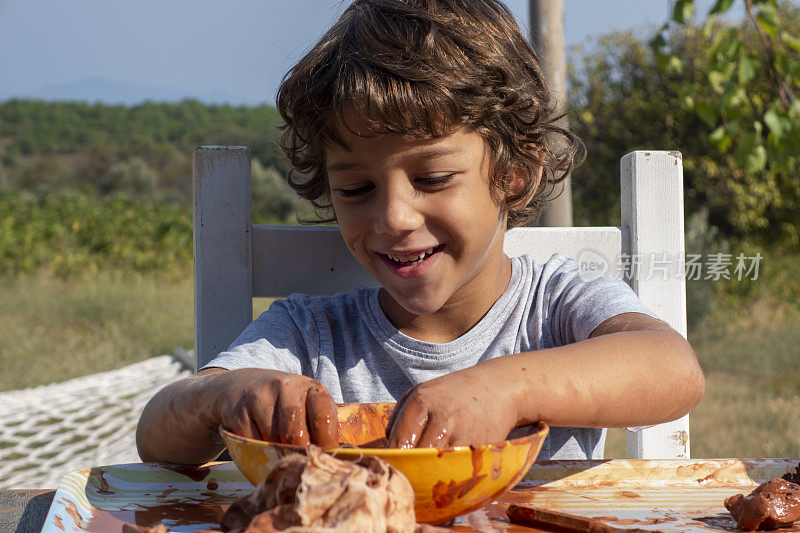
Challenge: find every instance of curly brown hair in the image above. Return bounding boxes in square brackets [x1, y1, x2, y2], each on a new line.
[276, 0, 582, 227]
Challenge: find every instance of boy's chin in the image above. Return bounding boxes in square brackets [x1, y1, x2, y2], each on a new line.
[381, 289, 446, 318]
[398, 300, 443, 317]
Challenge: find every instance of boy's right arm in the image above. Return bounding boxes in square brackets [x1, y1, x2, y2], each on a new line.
[135, 367, 338, 465]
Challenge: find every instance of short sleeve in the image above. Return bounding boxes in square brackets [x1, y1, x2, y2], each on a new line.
[543, 254, 660, 346]
[199, 294, 318, 377]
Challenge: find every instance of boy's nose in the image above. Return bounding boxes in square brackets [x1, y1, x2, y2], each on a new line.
[373, 188, 424, 235]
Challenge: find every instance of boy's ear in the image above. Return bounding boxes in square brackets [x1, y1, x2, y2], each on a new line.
[505, 165, 542, 209]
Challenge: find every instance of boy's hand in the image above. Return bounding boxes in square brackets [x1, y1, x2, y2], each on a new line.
[385, 369, 518, 448]
[212, 369, 338, 448]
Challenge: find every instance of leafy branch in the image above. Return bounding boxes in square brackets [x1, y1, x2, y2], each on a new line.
[743, 0, 794, 106]
[650, 0, 800, 176]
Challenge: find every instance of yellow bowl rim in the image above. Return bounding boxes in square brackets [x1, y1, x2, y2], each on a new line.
[219, 420, 548, 457]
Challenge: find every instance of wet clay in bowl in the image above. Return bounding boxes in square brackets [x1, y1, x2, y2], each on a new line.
[219, 402, 549, 524]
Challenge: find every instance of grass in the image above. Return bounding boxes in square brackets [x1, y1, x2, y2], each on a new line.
[691, 301, 800, 458]
[0, 271, 277, 392]
[4, 268, 799, 459]
[0, 271, 194, 391]
[605, 299, 800, 459]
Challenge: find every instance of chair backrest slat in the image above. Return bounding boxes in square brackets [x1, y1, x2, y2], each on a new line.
[252, 225, 378, 297]
[251, 225, 627, 298]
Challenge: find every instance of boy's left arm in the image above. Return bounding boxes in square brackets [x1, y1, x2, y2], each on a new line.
[386, 313, 705, 448]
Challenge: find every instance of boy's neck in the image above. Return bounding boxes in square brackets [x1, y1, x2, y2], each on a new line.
[378, 253, 513, 344]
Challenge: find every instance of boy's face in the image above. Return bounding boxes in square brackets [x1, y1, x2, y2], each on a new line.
[325, 120, 512, 326]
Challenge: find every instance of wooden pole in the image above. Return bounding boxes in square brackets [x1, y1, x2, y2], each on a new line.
[529, 0, 573, 227]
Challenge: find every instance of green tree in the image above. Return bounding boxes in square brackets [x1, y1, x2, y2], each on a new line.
[251, 159, 305, 223]
[100, 157, 158, 198]
[569, 1, 800, 246]
[650, 0, 800, 244]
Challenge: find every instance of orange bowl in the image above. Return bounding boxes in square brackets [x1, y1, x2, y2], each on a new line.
[219, 402, 548, 524]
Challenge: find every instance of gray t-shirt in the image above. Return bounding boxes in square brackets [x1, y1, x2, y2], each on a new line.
[203, 253, 656, 460]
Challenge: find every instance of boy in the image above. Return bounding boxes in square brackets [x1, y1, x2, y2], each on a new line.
[136, 0, 704, 464]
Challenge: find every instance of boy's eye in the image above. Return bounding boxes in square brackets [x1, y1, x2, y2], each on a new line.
[415, 174, 455, 188]
[336, 184, 374, 198]
[334, 174, 455, 198]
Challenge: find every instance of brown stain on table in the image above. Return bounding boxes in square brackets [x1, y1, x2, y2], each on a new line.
[58, 497, 86, 529]
[88, 467, 114, 495]
[159, 464, 212, 482]
[84, 501, 228, 532]
[157, 486, 178, 499]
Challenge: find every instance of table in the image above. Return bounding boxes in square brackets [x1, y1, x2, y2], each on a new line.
[5, 458, 800, 532]
[0, 489, 55, 533]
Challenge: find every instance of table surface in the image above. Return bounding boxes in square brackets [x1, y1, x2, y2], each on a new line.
[0, 487, 553, 533]
[6, 458, 800, 533]
[0, 487, 598, 533]
[0, 489, 55, 533]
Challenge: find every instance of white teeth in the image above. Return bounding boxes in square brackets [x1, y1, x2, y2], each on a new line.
[387, 247, 436, 265]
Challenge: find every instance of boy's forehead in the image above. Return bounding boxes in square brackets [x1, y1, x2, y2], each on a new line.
[324, 121, 483, 161]
[326, 104, 468, 143]
[325, 112, 481, 154]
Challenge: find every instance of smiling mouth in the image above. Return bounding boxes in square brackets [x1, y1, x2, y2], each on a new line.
[381, 245, 444, 267]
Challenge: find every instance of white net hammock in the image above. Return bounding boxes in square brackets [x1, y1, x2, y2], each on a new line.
[0, 352, 193, 489]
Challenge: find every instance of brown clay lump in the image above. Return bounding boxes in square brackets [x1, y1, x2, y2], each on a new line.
[724, 478, 800, 530]
[781, 461, 800, 485]
[220, 445, 422, 533]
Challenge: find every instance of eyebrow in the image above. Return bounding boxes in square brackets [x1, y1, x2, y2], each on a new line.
[326, 147, 465, 173]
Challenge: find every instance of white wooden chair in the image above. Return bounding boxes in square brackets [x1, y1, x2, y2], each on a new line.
[193, 146, 690, 460]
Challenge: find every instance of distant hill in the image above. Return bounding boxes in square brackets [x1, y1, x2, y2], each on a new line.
[0, 98, 283, 156]
[0, 99, 303, 223]
[19, 77, 262, 107]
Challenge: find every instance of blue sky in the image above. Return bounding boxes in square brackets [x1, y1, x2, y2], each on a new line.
[0, 1, 726, 106]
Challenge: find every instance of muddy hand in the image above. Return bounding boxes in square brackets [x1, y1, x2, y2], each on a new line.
[385, 370, 518, 448]
[214, 369, 338, 447]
